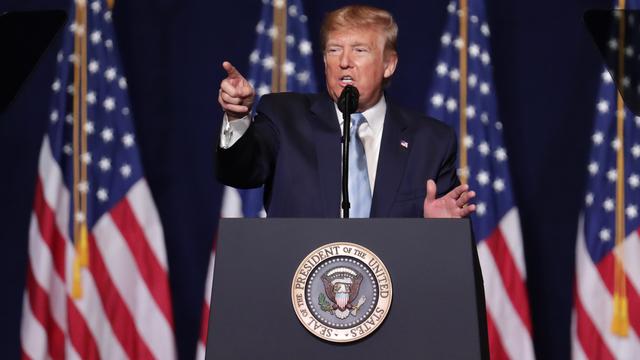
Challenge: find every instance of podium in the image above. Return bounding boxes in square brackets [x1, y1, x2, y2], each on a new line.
[206, 218, 489, 359]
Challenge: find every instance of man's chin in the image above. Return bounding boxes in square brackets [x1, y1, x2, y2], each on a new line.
[326, 87, 340, 103]
[328, 85, 358, 100]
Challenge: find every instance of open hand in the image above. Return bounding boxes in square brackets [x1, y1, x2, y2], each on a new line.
[423, 179, 476, 218]
[218, 61, 255, 119]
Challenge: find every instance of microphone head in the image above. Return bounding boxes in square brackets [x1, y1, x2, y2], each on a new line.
[337, 85, 359, 114]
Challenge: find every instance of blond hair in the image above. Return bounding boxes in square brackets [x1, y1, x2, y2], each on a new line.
[320, 5, 398, 56]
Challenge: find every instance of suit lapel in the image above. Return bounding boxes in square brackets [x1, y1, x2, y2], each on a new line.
[370, 100, 412, 217]
[310, 94, 342, 217]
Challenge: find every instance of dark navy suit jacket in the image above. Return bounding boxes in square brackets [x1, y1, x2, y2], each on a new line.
[216, 92, 460, 218]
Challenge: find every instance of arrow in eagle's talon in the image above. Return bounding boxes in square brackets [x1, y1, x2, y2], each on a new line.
[351, 296, 367, 316]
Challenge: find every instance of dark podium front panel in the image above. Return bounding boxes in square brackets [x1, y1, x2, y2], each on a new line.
[206, 218, 487, 359]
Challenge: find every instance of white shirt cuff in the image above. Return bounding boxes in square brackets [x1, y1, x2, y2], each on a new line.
[220, 113, 251, 148]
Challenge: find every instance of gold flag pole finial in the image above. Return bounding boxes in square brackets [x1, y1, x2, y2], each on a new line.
[611, 0, 629, 337]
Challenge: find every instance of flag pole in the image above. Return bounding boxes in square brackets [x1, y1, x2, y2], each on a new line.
[279, 1, 288, 91]
[79, 0, 90, 269]
[458, 0, 469, 184]
[272, 0, 287, 92]
[71, 0, 88, 299]
[612, 0, 629, 337]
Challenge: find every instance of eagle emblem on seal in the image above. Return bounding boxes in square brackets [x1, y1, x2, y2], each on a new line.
[318, 267, 367, 319]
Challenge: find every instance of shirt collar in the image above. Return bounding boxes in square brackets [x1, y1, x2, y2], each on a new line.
[335, 94, 386, 136]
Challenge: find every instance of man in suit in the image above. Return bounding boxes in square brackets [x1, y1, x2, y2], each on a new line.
[216, 5, 476, 218]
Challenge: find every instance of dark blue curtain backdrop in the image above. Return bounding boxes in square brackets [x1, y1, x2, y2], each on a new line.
[0, 0, 612, 358]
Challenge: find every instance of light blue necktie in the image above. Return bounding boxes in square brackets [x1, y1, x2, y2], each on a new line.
[348, 113, 372, 218]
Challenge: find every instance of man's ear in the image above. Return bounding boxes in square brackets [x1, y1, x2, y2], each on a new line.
[383, 51, 398, 79]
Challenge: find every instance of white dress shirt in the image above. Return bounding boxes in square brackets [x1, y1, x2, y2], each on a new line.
[334, 95, 385, 193]
[219, 95, 387, 193]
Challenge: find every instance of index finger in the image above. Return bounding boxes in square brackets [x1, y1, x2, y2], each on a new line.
[223, 61, 242, 79]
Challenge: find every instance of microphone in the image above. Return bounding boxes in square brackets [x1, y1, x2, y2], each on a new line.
[338, 85, 359, 219]
[337, 85, 359, 114]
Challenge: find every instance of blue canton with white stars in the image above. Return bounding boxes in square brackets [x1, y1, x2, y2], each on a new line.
[234, 0, 318, 217]
[47, 0, 144, 238]
[426, 0, 515, 242]
[248, 0, 317, 99]
[583, 8, 640, 263]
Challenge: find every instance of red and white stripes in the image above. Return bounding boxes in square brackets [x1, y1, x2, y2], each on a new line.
[195, 249, 215, 360]
[195, 186, 241, 359]
[477, 208, 535, 360]
[573, 217, 640, 359]
[21, 137, 176, 360]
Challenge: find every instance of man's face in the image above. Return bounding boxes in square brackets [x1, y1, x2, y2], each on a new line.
[324, 26, 398, 112]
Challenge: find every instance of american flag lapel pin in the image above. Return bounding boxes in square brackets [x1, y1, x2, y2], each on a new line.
[400, 140, 409, 149]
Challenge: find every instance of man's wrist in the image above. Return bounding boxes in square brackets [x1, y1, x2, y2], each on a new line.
[225, 111, 249, 121]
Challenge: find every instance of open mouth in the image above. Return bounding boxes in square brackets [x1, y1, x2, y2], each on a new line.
[339, 75, 354, 86]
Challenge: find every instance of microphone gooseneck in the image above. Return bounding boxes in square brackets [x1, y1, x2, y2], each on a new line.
[339, 85, 359, 219]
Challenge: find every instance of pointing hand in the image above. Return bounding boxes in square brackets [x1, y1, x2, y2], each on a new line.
[218, 61, 255, 120]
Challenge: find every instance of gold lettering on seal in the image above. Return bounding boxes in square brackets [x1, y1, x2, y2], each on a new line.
[292, 242, 392, 343]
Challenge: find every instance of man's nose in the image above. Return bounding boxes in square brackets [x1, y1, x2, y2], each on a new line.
[339, 51, 351, 68]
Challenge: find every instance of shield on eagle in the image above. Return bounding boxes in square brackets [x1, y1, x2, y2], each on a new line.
[321, 267, 364, 319]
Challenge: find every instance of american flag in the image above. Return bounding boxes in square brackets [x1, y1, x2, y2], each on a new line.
[572, 6, 640, 358]
[20, 1, 176, 359]
[195, 0, 317, 358]
[218, 0, 317, 220]
[426, 1, 535, 358]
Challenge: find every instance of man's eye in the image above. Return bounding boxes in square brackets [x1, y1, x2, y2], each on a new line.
[355, 48, 368, 53]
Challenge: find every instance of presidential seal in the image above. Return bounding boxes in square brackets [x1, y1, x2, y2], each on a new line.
[291, 242, 392, 343]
